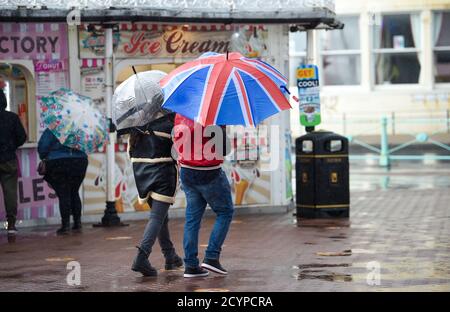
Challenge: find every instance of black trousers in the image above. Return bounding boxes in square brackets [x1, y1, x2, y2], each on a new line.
[45, 158, 88, 224]
[0, 159, 18, 223]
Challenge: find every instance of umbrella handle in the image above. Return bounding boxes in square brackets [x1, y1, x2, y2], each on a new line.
[281, 85, 290, 94]
[280, 85, 299, 103]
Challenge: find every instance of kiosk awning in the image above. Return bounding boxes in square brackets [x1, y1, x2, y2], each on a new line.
[0, 0, 343, 29]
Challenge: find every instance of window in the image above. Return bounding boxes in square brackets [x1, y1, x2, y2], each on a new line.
[289, 31, 306, 87]
[320, 16, 361, 86]
[0, 63, 36, 142]
[433, 11, 450, 83]
[373, 13, 421, 84]
[0, 64, 29, 135]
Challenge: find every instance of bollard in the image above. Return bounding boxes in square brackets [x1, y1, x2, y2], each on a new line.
[379, 116, 390, 167]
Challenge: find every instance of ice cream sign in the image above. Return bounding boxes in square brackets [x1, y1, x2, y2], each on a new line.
[297, 64, 321, 127]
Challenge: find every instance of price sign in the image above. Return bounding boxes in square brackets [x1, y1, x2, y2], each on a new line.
[296, 64, 321, 127]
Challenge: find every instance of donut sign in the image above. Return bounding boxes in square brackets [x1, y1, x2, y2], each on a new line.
[297, 64, 321, 127]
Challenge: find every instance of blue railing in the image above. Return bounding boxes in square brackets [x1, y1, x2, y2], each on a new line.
[325, 112, 450, 167]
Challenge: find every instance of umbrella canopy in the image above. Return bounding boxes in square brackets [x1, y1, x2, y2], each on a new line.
[160, 52, 291, 127]
[112, 70, 167, 132]
[40, 88, 108, 153]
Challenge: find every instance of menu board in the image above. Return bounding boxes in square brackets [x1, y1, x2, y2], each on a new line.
[35, 60, 68, 96]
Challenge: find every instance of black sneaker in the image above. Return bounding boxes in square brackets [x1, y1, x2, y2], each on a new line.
[184, 266, 209, 278]
[165, 255, 183, 270]
[201, 258, 228, 275]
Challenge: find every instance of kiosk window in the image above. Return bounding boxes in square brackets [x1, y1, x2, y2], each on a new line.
[0, 63, 36, 142]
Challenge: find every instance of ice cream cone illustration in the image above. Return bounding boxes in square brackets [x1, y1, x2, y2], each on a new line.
[231, 167, 260, 205]
[94, 163, 127, 213]
[134, 200, 150, 211]
[235, 179, 249, 205]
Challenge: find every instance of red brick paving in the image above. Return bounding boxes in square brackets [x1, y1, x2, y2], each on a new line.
[0, 188, 449, 292]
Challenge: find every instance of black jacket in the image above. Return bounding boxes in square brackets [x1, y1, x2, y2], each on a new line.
[0, 109, 27, 163]
[127, 113, 178, 204]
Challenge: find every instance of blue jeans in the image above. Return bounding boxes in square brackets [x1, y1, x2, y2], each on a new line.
[180, 168, 234, 268]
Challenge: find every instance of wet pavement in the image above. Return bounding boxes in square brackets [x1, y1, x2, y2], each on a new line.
[1, 180, 449, 291]
[349, 164, 450, 192]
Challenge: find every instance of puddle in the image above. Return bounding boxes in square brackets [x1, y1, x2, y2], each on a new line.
[105, 236, 133, 240]
[295, 263, 350, 270]
[160, 274, 184, 283]
[134, 276, 158, 283]
[351, 173, 450, 191]
[160, 267, 184, 273]
[0, 269, 61, 279]
[45, 257, 75, 262]
[296, 270, 353, 282]
[328, 235, 347, 239]
[194, 288, 230, 292]
[351, 248, 377, 254]
[297, 219, 351, 229]
[317, 250, 352, 257]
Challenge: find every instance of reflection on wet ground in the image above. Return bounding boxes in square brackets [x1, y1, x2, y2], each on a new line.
[350, 163, 450, 192]
[351, 173, 450, 191]
[296, 271, 353, 282]
[291, 155, 450, 192]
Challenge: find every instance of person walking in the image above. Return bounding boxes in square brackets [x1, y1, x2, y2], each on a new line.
[173, 114, 234, 278]
[124, 112, 183, 277]
[0, 89, 27, 234]
[38, 128, 88, 235]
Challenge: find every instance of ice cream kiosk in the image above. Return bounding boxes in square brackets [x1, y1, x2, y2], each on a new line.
[0, 0, 342, 226]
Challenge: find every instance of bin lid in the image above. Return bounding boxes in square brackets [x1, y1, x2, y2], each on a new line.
[0, 0, 343, 28]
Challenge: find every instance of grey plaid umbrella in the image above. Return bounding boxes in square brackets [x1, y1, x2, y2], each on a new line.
[112, 69, 167, 131]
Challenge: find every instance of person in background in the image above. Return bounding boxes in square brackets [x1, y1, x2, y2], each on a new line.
[38, 128, 88, 235]
[0, 88, 27, 234]
[173, 114, 234, 278]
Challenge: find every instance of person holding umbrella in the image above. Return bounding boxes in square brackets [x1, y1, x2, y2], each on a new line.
[162, 52, 291, 277]
[113, 69, 183, 277]
[38, 127, 88, 235]
[39, 88, 109, 235]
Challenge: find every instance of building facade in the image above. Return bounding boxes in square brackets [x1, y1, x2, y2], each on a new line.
[289, 0, 450, 139]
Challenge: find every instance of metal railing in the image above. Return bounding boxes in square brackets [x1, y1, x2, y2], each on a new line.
[324, 111, 450, 167]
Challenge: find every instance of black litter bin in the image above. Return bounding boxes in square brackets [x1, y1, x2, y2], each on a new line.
[295, 131, 349, 218]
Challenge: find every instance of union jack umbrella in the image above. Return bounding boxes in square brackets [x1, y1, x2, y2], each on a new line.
[160, 52, 291, 127]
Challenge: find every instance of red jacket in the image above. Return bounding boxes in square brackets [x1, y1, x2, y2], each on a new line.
[173, 114, 226, 169]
